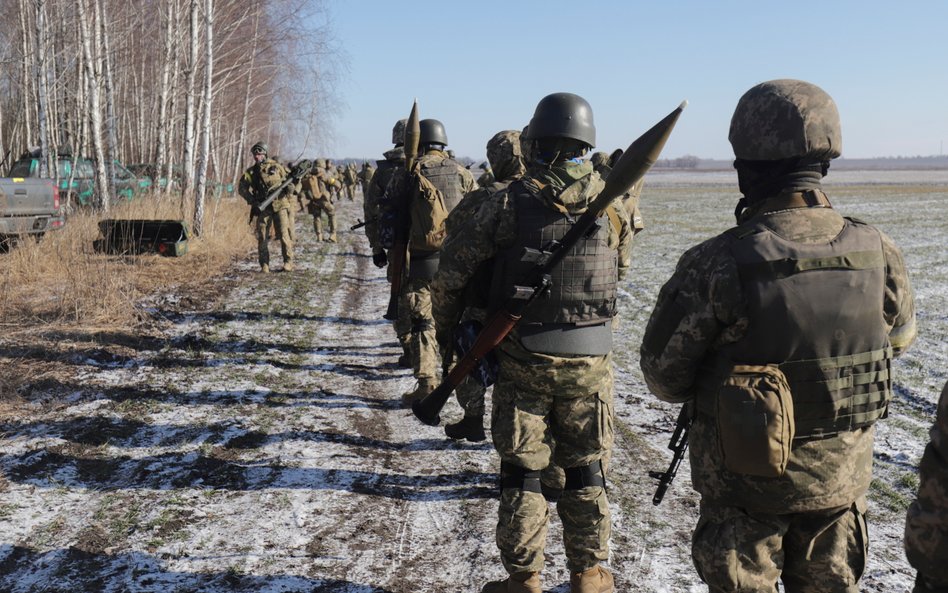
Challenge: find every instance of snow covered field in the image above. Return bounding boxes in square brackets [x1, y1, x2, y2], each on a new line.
[1, 171, 944, 592]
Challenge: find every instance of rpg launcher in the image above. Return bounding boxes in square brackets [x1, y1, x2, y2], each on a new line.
[256, 160, 313, 212]
[412, 100, 688, 427]
[384, 99, 420, 321]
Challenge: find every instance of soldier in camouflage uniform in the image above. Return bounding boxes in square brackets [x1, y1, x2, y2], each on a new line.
[343, 163, 359, 201]
[435, 129, 527, 443]
[302, 159, 337, 242]
[366, 120, 412, 368]
[358, 161, 375, 199]
[639, 79, 917, 593]
[237, 141, 295, 272]
[476, 161, 495, 188]
[433, 93, 631, 593]
[905, 379, 948, 593]
[383, 118, 476, 405]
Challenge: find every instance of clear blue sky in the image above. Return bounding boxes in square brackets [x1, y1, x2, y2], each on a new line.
[322, 0, 948, 162]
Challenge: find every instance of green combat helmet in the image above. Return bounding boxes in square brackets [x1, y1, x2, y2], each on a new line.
[392, 119, 408, 146]
[419, 119, 448, 147]
[251, 141, 269, 155]
[729, 79, 842, 162]
[523, 92, 596, 148]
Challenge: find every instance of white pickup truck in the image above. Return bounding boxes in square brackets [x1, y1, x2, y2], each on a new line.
[0, 177, 63, 246]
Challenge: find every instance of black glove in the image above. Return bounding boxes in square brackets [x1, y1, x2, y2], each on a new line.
[372, 250, 388, 268]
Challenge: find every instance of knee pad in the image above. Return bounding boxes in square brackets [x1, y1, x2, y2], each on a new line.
[499, 461, 542, 494]
[564, 459, 605, 490]
[411, 317, 434, 334]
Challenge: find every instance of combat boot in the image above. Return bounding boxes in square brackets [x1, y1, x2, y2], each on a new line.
[570, 565, 614, 593]
[481, 571, 541, 593]
[444, 414, 486, 442]
[283, 261, 295, 272]
[401, 379, 435, 406]
[260, 264, 270, 273]
[327, 232, 337, 243]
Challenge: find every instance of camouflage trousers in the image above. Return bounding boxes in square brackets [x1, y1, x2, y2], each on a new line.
[491, 353, 614, 574]
[692, 497, 868, 593]
[386, 264, 412, 352]
[405, 276, 440, 383]
[255, 207, 293, 266]
[308, 199, 335, 238]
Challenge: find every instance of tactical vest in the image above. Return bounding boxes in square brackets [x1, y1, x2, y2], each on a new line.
[490, 183, 617, 356]
[418, 157, 465, 211]
[698, 216, 892, 439]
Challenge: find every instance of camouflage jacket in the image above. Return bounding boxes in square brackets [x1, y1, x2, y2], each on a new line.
[905, 380, 948, 589]
[432, 161, 632, 396]
[363, 148, 404, 251]
[639, 195, 917, 511]
[237, 158, 291, 212]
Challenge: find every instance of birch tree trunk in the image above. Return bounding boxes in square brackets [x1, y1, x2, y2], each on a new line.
[180, 0, 199, 210]
[76, 0, 110, 211]
[34, 0, 50, 177]
[95, 0, 117, 201]
[193, 0, 214, 236]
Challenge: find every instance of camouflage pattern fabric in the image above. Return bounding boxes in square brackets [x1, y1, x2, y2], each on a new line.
[364, 148, 404, 252]
[639, 194, 916, 589]
[432, 161, 631, 575]
[476, 169, 495, 188]
[305, 166, 336, 239]
[358, 164, 375, 197]
[255, 207, 293, 267]
[692, 498, 867, 593]
[905, 380, 948, 592]
[405, 276, 439, 384]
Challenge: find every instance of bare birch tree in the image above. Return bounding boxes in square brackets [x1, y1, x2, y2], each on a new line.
[193, 0, 214, 236]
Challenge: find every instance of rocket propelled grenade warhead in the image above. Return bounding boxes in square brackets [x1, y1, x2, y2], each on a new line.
[596, 100, 687, 207]
[405, 99, 421, 171]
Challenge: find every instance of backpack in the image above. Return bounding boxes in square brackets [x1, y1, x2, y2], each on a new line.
[407, 164, 450, 252]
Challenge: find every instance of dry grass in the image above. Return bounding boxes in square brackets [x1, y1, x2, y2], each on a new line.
[0, 193, 256, 403]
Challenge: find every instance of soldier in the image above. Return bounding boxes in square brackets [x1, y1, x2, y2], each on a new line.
[366, 120, 412, 368]
[476, 161, 495, 188]
[434, 129, 526, 443]
[237, 141, 295, 272]
[303, 159, 337, 242]
[358, 161, 375, 199]
[905, 379, 948, 593]
[382, 117, 476, 405]
[639, 79, 917, 592]
[433, 93, 630, 593]
[343, 162, 359, 201]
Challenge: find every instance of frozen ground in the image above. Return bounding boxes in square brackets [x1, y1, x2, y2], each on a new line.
[1, 171, 945, 592]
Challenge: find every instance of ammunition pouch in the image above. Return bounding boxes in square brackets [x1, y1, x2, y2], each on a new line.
[499, 462, 542, 494]
[564, 459, 606, 490]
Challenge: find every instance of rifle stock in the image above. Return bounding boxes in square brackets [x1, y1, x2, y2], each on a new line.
[411, 100, 687, 426]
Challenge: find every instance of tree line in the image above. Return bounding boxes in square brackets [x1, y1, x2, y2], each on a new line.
[0, 0, 341, 233]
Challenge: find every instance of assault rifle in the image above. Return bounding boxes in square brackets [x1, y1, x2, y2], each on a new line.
[350, 216, 378, 231]
[383, 100, 420, 321]
[255, 160, 313, 212]
[412, 100, 688, 426]
[649, 406, 691, 505]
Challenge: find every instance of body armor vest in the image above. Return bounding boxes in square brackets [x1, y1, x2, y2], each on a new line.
[419, 157, 465, 211]
[700, 217, 892, 439]
[490, 183, 617, 356]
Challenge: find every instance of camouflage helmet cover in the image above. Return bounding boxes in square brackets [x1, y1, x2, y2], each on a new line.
[729, 79, 842, 161]
[589, 151, 610, 168]
[392, 119, 408, 145]
[251, 141, 269, 155]
[523, 92, 596, 147]
[486, 130, 525, 180]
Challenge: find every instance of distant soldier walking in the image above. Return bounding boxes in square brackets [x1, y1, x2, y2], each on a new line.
[640, 79, 917, 593]
[237, 141, 295, 272]
[302, 159, 337, 242]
